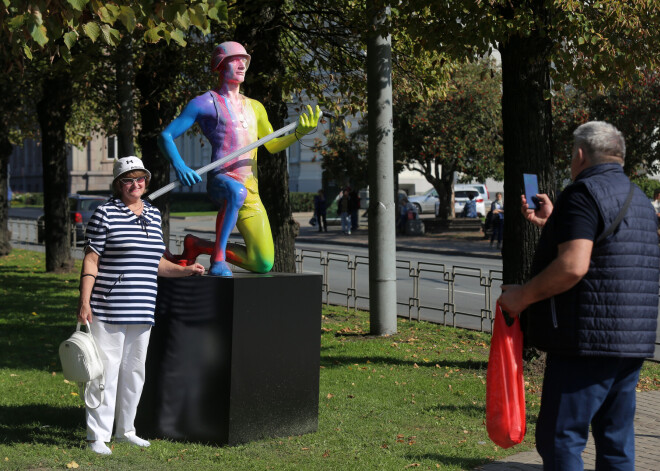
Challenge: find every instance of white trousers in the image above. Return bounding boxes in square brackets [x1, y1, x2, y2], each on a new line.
[86, 321, 151, 442]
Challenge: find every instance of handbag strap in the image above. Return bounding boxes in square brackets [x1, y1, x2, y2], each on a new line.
[81, 370, 105, 409]
[596, 182, 635, 244]
[77, 321, 105, 409]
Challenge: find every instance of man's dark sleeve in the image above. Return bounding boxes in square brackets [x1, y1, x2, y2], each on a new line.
[553, 184, 603, 244]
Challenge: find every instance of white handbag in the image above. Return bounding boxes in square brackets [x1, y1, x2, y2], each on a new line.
[59, 322, 105, 409]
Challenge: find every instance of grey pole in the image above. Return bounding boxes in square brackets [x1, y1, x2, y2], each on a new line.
[367, 3, 397, 336]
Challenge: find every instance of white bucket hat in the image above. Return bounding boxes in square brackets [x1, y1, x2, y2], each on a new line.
[113, 156, 151, 182]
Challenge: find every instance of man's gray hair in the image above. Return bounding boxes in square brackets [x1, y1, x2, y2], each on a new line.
[573, 121, 626, 164]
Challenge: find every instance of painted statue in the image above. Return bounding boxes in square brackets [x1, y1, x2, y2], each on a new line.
[159, 41, 321, 276]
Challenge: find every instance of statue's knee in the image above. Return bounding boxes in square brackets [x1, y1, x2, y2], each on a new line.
[224, 185, 247, 210]
[252, 255, 274, 274]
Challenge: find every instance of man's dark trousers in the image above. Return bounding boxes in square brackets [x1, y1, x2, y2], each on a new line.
[536, 354, 644, 470]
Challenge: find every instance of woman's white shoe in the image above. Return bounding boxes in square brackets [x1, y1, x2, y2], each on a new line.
[116, 432, 150, 447]
[88, 440, 112, 455]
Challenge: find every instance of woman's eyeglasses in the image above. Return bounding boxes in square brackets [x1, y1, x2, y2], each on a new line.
[120, 176, 146, 186]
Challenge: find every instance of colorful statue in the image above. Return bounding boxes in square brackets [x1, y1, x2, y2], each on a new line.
[159, 41, 321, 276]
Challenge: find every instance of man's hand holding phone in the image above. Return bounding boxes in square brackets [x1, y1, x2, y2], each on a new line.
[521, 193, 553, 228]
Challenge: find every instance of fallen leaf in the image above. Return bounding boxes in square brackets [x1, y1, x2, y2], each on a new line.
[66, 461, 79, 469]
[413, 363, 419, 368]
[32, 312, 38, 316]
[71, 392, 78, 396]
[322, 450, 330, 458]
[326, 393, 334, 399]
[405, 464, 420, 468]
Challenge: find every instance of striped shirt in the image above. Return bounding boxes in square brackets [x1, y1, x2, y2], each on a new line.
[86, 198, 165, 325]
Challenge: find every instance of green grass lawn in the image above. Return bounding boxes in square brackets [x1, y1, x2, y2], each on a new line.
[1, 249, 659, 470]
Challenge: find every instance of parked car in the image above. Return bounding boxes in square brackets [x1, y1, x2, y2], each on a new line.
[455, 183, 489, 207]
[454, 189, 486, 217]
[435, 189, 487, 218]
[408, 188, 438, 214]
[37, 194, 109, 244]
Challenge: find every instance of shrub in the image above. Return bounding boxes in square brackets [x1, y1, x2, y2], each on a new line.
[632, 176, 660, 199]
[290, 192, 315, 212]
[11, 192, 44, 206]
[169, 192, 217, 212]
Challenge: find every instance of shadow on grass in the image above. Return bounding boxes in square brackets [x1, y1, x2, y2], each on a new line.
[0, 404, 85, 446]
[404, 453, 487, 470]
[424, 403, 485, 418]
[1, 269, 78, 370]
[319, 353, 488, 371]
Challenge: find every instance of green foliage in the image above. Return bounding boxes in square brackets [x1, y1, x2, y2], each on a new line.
[399, 1, 660, 91]
[10, 192, 43, 206]
[394, 60, 503, 218]
[552, 70, 660, 184]
[289, 192, 315, 212]
[274, 1, 455, 118]
[313, 120, 369, 191]
[631, 176, 660, 200]
[2, 1, 229, 63]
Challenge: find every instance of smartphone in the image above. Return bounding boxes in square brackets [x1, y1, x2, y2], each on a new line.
[523, 173, 540, 210]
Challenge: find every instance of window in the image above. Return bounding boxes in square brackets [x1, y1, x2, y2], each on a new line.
[107, 136, 118, 160]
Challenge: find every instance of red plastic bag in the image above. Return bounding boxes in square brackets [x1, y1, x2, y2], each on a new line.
[486, 302, 526, 448]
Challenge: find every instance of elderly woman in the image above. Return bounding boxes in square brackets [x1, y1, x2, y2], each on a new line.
[77, 157, 204, 455]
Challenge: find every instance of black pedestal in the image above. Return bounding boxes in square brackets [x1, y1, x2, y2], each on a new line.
[135, 273, 322, 445]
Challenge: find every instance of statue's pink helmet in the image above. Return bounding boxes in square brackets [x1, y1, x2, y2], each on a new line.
[211, 41, 251, 72]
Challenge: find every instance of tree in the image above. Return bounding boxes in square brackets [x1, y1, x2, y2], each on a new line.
[0, 32, 39, 256]
[1, 1, 227, 269]
[312, 120, 369, 192]
[394, 60, 503, 220]
[553, 70, 660, 185]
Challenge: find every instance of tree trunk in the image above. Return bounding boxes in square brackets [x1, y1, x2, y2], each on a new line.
[116, 33, 135, 156]
[500, 4, 554, 285]
[37, 68, 74, 273]
[0, 134, 11, 256]
[136, 42, 184, 245]
[432, 167, 454, 220]
[235, 0, 297, 273]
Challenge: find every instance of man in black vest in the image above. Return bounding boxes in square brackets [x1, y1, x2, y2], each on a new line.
[499, 121, 659, 470]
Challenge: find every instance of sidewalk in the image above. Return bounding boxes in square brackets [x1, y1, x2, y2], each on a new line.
[476, 389, 660, 471]
[180, 211, 503, 260]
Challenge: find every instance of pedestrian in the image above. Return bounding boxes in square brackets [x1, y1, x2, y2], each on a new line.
[498, 121, 659, 470]
[338, 189, 351, 234]
[461, 193, 478, 218]
[159, 41, 320, 276]
[78, 157, 205, 455]
[490, 192, 504, 249]
[651, 188, 660, 217]
[348, 188, 360, 232]
[314, 189, 327, 232]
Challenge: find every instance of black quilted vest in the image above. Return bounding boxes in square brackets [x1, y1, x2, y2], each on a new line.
[523, 164, 659, 357]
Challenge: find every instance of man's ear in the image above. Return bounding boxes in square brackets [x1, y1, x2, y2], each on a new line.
[576, 147, 588, 169]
